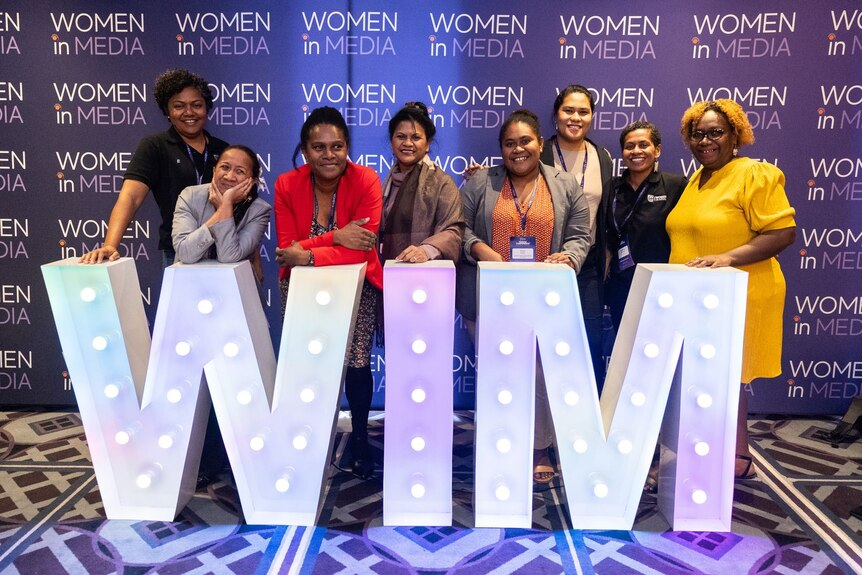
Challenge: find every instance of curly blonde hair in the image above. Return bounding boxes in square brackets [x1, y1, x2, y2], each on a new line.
[680, 99, 754, 147]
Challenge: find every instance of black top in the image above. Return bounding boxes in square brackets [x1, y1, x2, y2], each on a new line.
[607, 169, 687, 274]
[124, 126, 229, 250]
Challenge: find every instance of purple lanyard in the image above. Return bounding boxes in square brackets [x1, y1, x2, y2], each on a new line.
[507, 174, 539, 233]
[184, 143, 209, 185]
[555, 138, 588, 190]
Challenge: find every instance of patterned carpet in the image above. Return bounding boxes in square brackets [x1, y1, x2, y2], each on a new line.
[0, 410, 859, 575]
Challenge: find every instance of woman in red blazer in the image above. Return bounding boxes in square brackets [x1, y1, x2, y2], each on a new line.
[274, 107, 383, 479]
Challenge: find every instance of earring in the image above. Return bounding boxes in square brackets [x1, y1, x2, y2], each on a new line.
[733, 148, 738, 157]
[653, 159, 659, 173]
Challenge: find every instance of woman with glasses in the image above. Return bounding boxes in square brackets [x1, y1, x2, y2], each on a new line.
[666, 99, 796, 480]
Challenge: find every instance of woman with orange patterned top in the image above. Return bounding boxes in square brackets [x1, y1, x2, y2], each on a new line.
[457, 108, 591, 483]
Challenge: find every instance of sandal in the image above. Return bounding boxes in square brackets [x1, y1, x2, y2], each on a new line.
[533, 465, 555, 484]
[735, 454, 757, 480]
[643, 475, 658, 494]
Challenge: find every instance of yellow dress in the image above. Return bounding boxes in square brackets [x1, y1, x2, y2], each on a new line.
[665, 157, 796, 383]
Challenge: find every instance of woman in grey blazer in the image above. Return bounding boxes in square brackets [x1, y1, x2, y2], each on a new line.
[457, 109, 591, 483]
[172, 144, 271, 264]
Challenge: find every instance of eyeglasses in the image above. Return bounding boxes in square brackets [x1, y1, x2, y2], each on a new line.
[689, 128, 726, 142]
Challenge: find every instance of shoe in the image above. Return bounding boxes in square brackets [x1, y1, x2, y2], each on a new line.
[533, 465, 555, 484]
[196, 471, 216, 490]
[643, 475, 658, 494]
[350, 435, 374, 480]
[735, 454, 757, 480]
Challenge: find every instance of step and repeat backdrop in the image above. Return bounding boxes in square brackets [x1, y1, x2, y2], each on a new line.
[1, 0, 860, 414]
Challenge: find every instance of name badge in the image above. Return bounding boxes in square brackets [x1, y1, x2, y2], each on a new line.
[510, 236, 537, 262]
[617, 237, 635, 272]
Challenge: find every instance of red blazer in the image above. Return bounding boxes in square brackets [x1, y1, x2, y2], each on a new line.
[274, 163, 383, 289]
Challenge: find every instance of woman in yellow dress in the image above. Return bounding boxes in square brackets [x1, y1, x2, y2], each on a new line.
[665, 99, 796, 479]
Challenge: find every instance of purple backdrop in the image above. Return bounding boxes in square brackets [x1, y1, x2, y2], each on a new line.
[1, 0, 861, 414]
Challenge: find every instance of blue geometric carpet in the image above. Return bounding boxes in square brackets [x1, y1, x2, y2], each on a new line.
[0, 410, 859, 574]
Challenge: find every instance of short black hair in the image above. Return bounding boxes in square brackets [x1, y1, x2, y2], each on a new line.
[292, 106, 350, 168]
[153, 69, 214, 115]
[499, 109, 541, 146]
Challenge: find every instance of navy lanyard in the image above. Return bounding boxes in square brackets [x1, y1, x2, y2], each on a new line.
[555, 138, 588, 189]
[184, 142, 209, 185]
[507, 174, 539, 233]
[311, 173, 338, 230]
[612, 178, 652, 236]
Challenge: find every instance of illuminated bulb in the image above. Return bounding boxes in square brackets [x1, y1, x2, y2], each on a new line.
[658, 292, 674, 308]
[307, 339, 323, 355]
[555, 341, 570, 356]
[643, 343, 660, 358]
[497, 389, 513, 405]
[500, 291, 515, 306]
[696, 393, 713, 408]
[411, 388, 426, 403]
[545, 291, 561, 306]
[631, 392, 646, 406]
[250, 435, 265, 451]
[92, 336, 108, 351]
[699, 344, 716, 359]
[564, 391, 579, 406]
[692, 489, 708, 504]
[104, 383, 120, 399]
[136, 471, 154, 489]
[411, 436, 426, 452]
[694, 441, 710, 456]
[494, 482, 512, 501]
[702, 294, 720, 309]
[499, 340, 514, 355]
[292, 427, 311, 450]
[315, 291, 331, 306]
[573, 438, 589, 453]
[223, 342, 239, 357]
[411, 289, 427, 304]
[275, 470, 294, 493]
[412, 339, 427, 354]
[166, 388, 183, 403]
[299, 387, 315, 403]
[617, 439, 633, 454]
[79, 287, 96, 302]
[158, 433, 175, 449]
[115, 430, 131, 445]
[197, 299, 214, 314]
[411, 482, 426, 499]
[175, 341, 191, 356]
[496, 437, 512, 454]
[236, 389, 253, 405]
[593, 481, 609, 498]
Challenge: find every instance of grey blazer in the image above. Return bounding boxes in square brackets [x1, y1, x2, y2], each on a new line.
[172, 183, 272, 264]
[456, 163, 591, 320]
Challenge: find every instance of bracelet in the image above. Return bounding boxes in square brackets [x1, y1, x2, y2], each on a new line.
[306, 250, 314, 266]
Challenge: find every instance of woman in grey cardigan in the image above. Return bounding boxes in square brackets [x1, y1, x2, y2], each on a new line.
[172, 144, 271, 265]
[457, 109, 591, 484]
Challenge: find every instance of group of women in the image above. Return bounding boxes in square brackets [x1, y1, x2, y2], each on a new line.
[81, 69, 796, 489]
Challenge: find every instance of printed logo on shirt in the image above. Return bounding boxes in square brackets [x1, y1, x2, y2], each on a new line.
[646, 194, 666, 203]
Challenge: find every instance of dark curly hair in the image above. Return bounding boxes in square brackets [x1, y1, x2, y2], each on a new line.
[153, 69, 214, 115]
[619, 120, 661, 149]
[499, 108, 541, 146]
[388, 101, 436, 142]
[292, 106, 351, 168]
